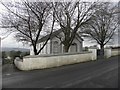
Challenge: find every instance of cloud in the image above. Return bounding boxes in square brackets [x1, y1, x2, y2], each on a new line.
[1, 33, 29, 48]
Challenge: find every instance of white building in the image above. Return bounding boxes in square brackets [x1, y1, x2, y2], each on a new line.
[30, 29, 83, 55]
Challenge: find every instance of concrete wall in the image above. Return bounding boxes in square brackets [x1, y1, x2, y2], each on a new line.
[104, 48, 112, 58]
[16, 47, 120, 71]
[111, 49, 120, 56]
[88, 48, 97, 60]
[104, 48, 120, 58]
[14, 51, 96, 71]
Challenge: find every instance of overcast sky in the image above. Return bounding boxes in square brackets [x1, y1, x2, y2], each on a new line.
[0, 0, 119, 49]
[0, 1, 30, 48]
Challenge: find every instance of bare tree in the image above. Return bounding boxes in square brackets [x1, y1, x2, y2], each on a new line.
[83, 2, 118, 50]
[118, 1, 120, 46]
[1, 1, 55, 55]
[52, 1, 97, 52]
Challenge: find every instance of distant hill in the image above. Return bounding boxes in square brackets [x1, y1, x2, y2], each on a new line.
[1, 47, 30, 52]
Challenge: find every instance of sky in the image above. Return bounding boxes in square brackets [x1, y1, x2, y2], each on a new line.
[0, 1, 30, 48]
[0, 0, 119, 49]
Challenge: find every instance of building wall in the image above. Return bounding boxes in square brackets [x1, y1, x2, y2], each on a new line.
[30, 46, 34, 55]
[69, 38, 83, 53]
[51, 37, 83, 54]
[39, 40, 51, 55]
[30, 33, 83, 55]
[51, 37, 62, 54]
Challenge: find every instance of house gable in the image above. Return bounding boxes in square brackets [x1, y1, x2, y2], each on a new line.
[37, 29, 83, 44]
[30, 29, 84, 55]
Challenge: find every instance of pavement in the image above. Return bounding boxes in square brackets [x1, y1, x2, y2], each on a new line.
[2, 55, 119, 88]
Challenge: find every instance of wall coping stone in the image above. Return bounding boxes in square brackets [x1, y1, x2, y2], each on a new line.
[24, 51, 92, 58]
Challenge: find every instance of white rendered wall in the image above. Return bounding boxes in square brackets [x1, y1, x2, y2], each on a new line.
[88, 48, 97, 60]
[104, 48, 120, 58]
[14, 51, 95, 71]
[104, 48, 111, 58]
[111, 49, 120, 56]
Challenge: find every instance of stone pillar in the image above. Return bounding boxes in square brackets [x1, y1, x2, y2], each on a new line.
[104, 48, 111, 58]
[88, 48, 97, 60]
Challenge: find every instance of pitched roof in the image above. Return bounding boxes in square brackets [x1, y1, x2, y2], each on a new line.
[37, 29, 83, 43]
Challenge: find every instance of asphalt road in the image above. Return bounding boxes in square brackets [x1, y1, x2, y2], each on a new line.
[2, 56, 119, 88]
[0, 58, 2, 89]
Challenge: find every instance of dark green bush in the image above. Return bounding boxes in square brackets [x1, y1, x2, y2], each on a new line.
[2, 51, 30, 65]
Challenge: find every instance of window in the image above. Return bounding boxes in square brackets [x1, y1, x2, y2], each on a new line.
[70, 43, 77, 53]
[53, 41, 59, 54]
[39, 44, 41, 49]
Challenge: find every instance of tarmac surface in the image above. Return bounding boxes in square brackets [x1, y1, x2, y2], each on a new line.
[2, 55, 119, 88]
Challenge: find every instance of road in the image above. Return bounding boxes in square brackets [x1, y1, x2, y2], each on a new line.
[2, 56, 119, 88]
[0, 58, 2, 89]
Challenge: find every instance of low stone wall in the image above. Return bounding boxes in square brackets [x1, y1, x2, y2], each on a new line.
[104, 48, 120, 58]
[88, 48, 97, 60]
[14, 51, 96, 71]
[104, 48, 112, 58]
[111, 49, 120, 56]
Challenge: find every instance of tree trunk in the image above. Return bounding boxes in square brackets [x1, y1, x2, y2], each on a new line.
[100, 44, 104, 50]
[100, 44, 104, 58]
[33, 46, 38, 55]
[63, 45, 70, 53]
